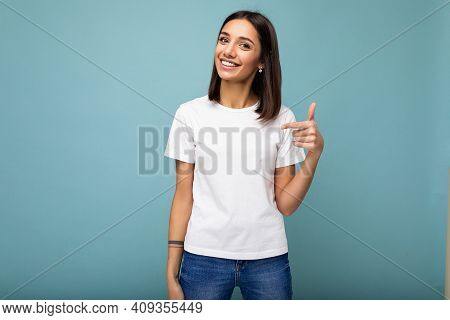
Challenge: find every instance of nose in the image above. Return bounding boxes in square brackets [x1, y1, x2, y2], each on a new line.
[223, 42, 236, 57]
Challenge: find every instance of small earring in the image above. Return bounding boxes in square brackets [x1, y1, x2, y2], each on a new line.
[258, 67, 263, 73]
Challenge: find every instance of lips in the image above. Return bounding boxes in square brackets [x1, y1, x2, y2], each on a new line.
[219, 58, 240, 67]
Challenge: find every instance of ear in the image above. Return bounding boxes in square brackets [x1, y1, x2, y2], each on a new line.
[258, 57, 264, 68]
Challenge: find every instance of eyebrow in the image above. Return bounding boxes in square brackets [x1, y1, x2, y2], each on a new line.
[219, 31, 255, 45]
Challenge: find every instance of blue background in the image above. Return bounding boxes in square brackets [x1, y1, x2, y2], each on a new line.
[1, 0, 449, 299]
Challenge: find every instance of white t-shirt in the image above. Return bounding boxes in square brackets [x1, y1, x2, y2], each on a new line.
[164, 95, 306, 259]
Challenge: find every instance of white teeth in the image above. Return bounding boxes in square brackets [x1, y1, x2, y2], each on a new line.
[221, 60, 238, 67]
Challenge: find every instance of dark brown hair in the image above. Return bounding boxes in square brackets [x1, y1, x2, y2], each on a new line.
[208, 10, 282, 124]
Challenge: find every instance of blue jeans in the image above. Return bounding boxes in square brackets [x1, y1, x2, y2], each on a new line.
[179, 250, 293, 300]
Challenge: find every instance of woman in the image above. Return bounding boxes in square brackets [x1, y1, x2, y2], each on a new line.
[164, 10, 324, 300]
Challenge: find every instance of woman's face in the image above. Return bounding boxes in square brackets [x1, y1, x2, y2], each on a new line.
[215, 19, 263, 83]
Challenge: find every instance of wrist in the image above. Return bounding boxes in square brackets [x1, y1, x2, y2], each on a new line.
[166, 273, 179, 283]
[166, 269, 179, 279]
[307, 149, 322, 161]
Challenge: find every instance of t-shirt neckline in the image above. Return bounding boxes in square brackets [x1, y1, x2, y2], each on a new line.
[214, 99, 260, 112]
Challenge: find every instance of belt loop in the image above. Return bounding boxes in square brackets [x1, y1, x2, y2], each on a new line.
[234, 260, 238, 286]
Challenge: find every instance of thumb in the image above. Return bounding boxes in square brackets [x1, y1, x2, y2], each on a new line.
[307, 102, 316, 121]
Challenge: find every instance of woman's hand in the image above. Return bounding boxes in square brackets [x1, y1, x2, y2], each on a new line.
[167, 276, 185, 300]
[281, 102, 324, 155]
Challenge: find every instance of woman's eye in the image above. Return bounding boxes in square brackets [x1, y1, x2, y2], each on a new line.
[218, 37, 250, 49]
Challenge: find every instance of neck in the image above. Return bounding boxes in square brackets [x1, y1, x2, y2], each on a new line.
[219, 80, 258, 109]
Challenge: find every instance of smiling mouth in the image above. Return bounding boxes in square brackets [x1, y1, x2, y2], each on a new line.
[220, 59, 240, 67]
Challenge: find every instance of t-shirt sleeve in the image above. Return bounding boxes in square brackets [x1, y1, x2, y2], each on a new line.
[164, 105, 196, 163]
[275, 109, 306, 168]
